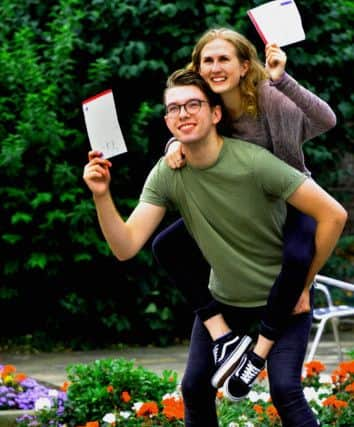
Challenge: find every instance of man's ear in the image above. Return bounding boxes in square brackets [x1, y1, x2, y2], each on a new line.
[212, 105, 222, 125]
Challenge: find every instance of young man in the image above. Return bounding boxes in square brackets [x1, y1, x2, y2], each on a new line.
[83, 69, 347, 427]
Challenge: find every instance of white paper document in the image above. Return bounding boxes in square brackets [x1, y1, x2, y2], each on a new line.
[82, 89, 127, 159]
[247, 0, 305, 47]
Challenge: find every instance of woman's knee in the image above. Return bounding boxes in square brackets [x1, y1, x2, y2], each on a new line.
[151, 218, 186, 260]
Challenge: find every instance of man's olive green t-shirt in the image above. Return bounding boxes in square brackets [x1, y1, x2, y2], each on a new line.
[140, 137, 307, 308]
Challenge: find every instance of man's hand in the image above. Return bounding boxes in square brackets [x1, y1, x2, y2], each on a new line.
[265, 43, 287, 82]
[164, 140, 186, 169]
[292, 287, 311, 315]
[83, 150, 112, 197]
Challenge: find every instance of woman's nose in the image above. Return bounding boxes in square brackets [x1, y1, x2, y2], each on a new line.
[211, 61, 221, 72]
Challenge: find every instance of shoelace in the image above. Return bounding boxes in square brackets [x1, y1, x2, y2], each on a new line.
[212, 345, 219, 363]
[239, 361, 261, 385]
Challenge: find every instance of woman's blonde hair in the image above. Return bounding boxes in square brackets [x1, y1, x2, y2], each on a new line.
[187, 27, 268, 117]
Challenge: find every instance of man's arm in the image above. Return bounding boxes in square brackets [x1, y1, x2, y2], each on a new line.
[83, 150, 166, 261]
[287, 178, 347, 289]
[95, 195, 166, 260]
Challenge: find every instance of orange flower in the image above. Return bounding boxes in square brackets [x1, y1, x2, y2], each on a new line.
[60, 381, 71, 392]
[332, 360, 354, 384]
[162, 396, 184, 420]
[258, 369, 268, 381]
[322, 395, 348, 409]
[0, 365, 16, 378]
[136, 401, 159, 417]
[216, 390, 223, 399]
[345, 382, 354, 392]
[107, 385, 114, 393]
[121, 390, 131, 402]
[14, 373, 27, 383]
[266, 404, 279, 421]
[322, 395, 336, 406]
[253, 404, 263, 414]
[85, 422, 100, 427]
[304, 360, 326, 377]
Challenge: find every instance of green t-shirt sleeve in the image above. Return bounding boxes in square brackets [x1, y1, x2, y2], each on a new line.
[139, 158, 174, 209]
[254, 147, 307, 199]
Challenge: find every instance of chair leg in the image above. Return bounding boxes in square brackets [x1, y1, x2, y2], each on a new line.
[330, 317, 342, 362]
[307, 319, 326, 362]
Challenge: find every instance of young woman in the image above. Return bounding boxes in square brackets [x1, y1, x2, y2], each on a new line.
[152, 27, 337, 399]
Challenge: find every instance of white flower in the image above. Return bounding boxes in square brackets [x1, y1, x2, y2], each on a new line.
[119, 411, 132, 419]
[162, 390, 182, 400]
[248, 390, 260, 402]
[132, 401, 143, 412]
[102, 413, 116, 423]
[48, 389, 59, 398]
[35, 397, 52, 411]
[319, 374, 332, 385]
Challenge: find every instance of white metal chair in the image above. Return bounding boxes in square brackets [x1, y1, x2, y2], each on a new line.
[306, 274, 354, 362]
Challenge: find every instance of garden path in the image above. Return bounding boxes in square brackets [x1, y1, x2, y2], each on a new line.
[0, 330, 353, 388]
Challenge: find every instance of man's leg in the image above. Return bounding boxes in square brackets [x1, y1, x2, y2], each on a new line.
[182, 316, 219, 427]
[267, 299, 319, 427]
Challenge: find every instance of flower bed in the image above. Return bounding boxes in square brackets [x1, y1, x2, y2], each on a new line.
[1, 358, 354, 426]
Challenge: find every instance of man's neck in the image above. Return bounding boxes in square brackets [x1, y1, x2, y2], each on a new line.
[183, 134, 224, 168]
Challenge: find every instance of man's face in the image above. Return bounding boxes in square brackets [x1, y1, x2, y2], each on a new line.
[164, 85, 220, 145]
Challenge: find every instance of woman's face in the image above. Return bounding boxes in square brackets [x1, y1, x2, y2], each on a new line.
[199, 38, 249, 95]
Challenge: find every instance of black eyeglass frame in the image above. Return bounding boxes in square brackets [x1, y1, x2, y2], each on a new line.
[165, 99, 209, 117]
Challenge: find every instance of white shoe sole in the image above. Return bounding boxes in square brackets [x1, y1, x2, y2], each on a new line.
[211, 335, 252, 388]
[223, 374, 247, 402]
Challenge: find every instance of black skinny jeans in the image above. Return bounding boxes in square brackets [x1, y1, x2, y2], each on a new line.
[182, 302, 318, 427]
[152, 205, 316, 341]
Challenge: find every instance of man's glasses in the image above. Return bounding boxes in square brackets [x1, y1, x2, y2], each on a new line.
[165, 99, 209, 117]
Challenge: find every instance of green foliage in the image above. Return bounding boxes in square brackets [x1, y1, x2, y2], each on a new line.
[0, 0, 353, 347]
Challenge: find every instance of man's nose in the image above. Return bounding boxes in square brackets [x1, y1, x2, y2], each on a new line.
[179, 105, 189, 117]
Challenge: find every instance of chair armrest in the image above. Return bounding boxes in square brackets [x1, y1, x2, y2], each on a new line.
[314, 282, 334, 307]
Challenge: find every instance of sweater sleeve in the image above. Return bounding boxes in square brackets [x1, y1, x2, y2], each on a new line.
[259, 73, 337, 172]
[270, 72, 336, 141]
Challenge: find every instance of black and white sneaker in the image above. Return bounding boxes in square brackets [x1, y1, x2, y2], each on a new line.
[223, 350, 265, 401]
[211, 333, 252, 388]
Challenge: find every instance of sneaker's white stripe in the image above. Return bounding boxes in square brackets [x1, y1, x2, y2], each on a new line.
[218, 335, 240, 361]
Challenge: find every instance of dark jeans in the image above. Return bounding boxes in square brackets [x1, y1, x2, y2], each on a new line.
[152, 205, 316, 340]
[182, 301, 318, 427]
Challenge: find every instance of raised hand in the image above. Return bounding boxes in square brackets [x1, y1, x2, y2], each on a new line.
[265, 43, 287, 82]
[83, 150, 112, 197]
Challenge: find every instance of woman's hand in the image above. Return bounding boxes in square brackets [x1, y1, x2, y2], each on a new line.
[265, 43, 287, 82]
[83, 150, 112, 197]
[164, 139, 186, 169]
[292, 288, 311, 315]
